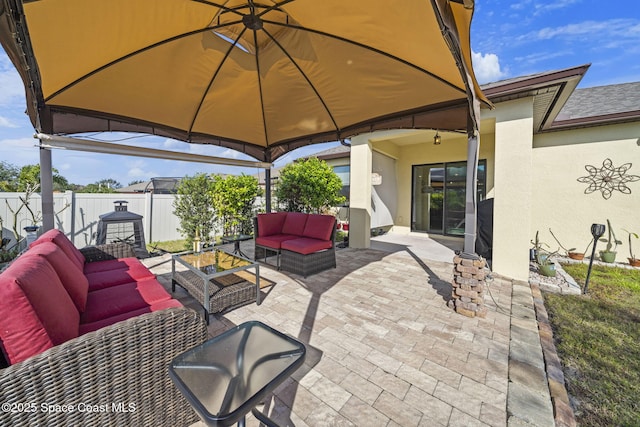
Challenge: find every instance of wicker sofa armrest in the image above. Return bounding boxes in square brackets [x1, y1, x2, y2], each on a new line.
[80, 242, 137, 262]
[0, 307, 208, 426]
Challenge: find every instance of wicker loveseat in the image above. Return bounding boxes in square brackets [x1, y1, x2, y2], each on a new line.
[0, 229, 208, 425]
[253, 212, 337, 277]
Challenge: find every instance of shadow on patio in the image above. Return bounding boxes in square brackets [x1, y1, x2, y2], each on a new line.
[147, 236, 513, 426]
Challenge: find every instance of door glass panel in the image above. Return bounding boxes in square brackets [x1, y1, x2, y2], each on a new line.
[412, 164, 443, 233]
[411, 160, 486, 236]
[444, 162, 466, 235]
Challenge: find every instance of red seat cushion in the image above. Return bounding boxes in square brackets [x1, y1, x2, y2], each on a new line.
[1, 256, 79, 346]
[25, 242, 89, 312]
[257, 212, 287, 237]
[0, 274, 54, 364]
[281, 237, 333, 255]
[82, 257, 147, 275]
[78, 299, 183, 335]
[281, 212, 308, 236]
[31, 228, 85, 271]
[80, 279, 172, 324]
[85, 264, 155, 291]
[255, 234, 299, 250]
[302, 214, 336, 241]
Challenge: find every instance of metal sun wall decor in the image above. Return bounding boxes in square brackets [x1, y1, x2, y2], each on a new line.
[577, 158, 640, 199]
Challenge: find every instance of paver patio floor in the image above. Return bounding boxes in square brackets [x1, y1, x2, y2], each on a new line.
[147, 240, 517, 426]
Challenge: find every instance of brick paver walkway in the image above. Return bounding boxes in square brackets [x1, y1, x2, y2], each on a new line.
[147, 241, 538, 426]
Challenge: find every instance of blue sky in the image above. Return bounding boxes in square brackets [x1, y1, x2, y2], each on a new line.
[1, 0, 639, 186]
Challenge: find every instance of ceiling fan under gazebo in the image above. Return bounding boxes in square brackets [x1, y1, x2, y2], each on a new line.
[0, 0, 489, 253]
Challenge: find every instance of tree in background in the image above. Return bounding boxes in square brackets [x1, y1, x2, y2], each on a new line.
[211, 174, 262, 235]
[0, 161, 19, 191]
[82, 178, 122, 193]
[19, 164, 70, 192]
[173, 173, 216, 246]
[275, 157, 346, 213]
[0, 164, 70, 192]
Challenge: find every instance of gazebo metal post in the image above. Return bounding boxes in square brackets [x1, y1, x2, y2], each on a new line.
[265, 168, 271, 213]
[39, 144, 54, 231]
[464, 106, 481, 254]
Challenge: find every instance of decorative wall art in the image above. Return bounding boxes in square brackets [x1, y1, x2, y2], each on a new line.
[577, 158, 640, 199]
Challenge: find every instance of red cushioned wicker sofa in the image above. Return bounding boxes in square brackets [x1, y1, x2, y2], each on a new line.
[253, 212, 337, 277]
[0, 229, 207, 426]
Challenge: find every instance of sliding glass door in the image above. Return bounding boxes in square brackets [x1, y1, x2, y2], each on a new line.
[412, 160, 486, 236]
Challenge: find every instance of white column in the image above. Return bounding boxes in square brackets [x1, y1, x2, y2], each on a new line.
[348, 135, 372, 248]
[491, 98, 534, 280]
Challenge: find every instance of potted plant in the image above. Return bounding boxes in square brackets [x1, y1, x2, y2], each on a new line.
[599, 219, 622, 263]
[530, 231, 557, 276]
[530, 231, 548, 263]
[548, 228, 591, 260]
[623, 229, 640, 267]
[537, 248, 558, 277]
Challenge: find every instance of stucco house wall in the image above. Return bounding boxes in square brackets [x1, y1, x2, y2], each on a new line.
[341, 75, 639, 281]
[530, 122, 640, 262]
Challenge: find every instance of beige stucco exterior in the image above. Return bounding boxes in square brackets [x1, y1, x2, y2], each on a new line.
[345, 94, 640, 281]
[530, 122, 640, 263]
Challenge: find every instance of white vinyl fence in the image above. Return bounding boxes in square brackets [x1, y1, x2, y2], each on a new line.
[1, 191, 183, 250]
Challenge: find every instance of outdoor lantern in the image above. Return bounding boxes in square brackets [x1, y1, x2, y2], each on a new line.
[433, 131, 442, 145]
[96, 201, 149, 258]
[24, 225, 39, 247]
[584, 223, 606, 294]
[591, 223, 606, 239]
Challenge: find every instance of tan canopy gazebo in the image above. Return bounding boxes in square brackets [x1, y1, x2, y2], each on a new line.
[0, 0, 489, 252]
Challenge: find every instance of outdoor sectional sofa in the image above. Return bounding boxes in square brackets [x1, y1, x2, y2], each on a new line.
[0, 229, 207, 426]
[253, 212, 337, 277]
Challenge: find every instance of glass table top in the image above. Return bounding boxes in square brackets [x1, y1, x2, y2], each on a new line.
[178, 249, 253, 274]
[169, 321, 306, 426]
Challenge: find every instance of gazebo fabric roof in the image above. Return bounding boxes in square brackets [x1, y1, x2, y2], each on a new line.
[0, 0, 488, 162]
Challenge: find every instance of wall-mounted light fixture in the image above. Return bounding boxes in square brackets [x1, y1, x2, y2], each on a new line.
[433, 131, 441, 145]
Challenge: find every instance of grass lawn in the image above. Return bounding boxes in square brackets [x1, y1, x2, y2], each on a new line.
[544, 264, 640, 426]
[147, 239, 189, 253]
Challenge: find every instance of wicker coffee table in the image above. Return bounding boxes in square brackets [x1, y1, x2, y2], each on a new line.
[172, 249, 260, 324]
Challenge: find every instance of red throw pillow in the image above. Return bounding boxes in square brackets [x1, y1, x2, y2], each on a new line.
[25, 242, 89, 312]
[0, 276, 54, 365]
[31, 229, 85, 271]
[3, 256, 80, 346]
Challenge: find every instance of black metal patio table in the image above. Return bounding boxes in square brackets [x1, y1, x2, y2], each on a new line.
[168, 321, 306, 427]
[220, 234, 253, 258]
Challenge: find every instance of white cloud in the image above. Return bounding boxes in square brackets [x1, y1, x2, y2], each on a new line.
[472, 51, 507, 84]
[534, 0, 581, 13]
[0, 136, 40, 167]
[162, 138, 188, 150]
[124, 159, 159, 181]
[511, 0, 580, 15]
[531, 19, 640, 42]
[514, 50, 573, 66]
[219, 148, 243, 159]
[0, 61, 25, 106]
[128, 167, 159, 180]
[0, 115, 18, 128]
[57, 162, 72, 171]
